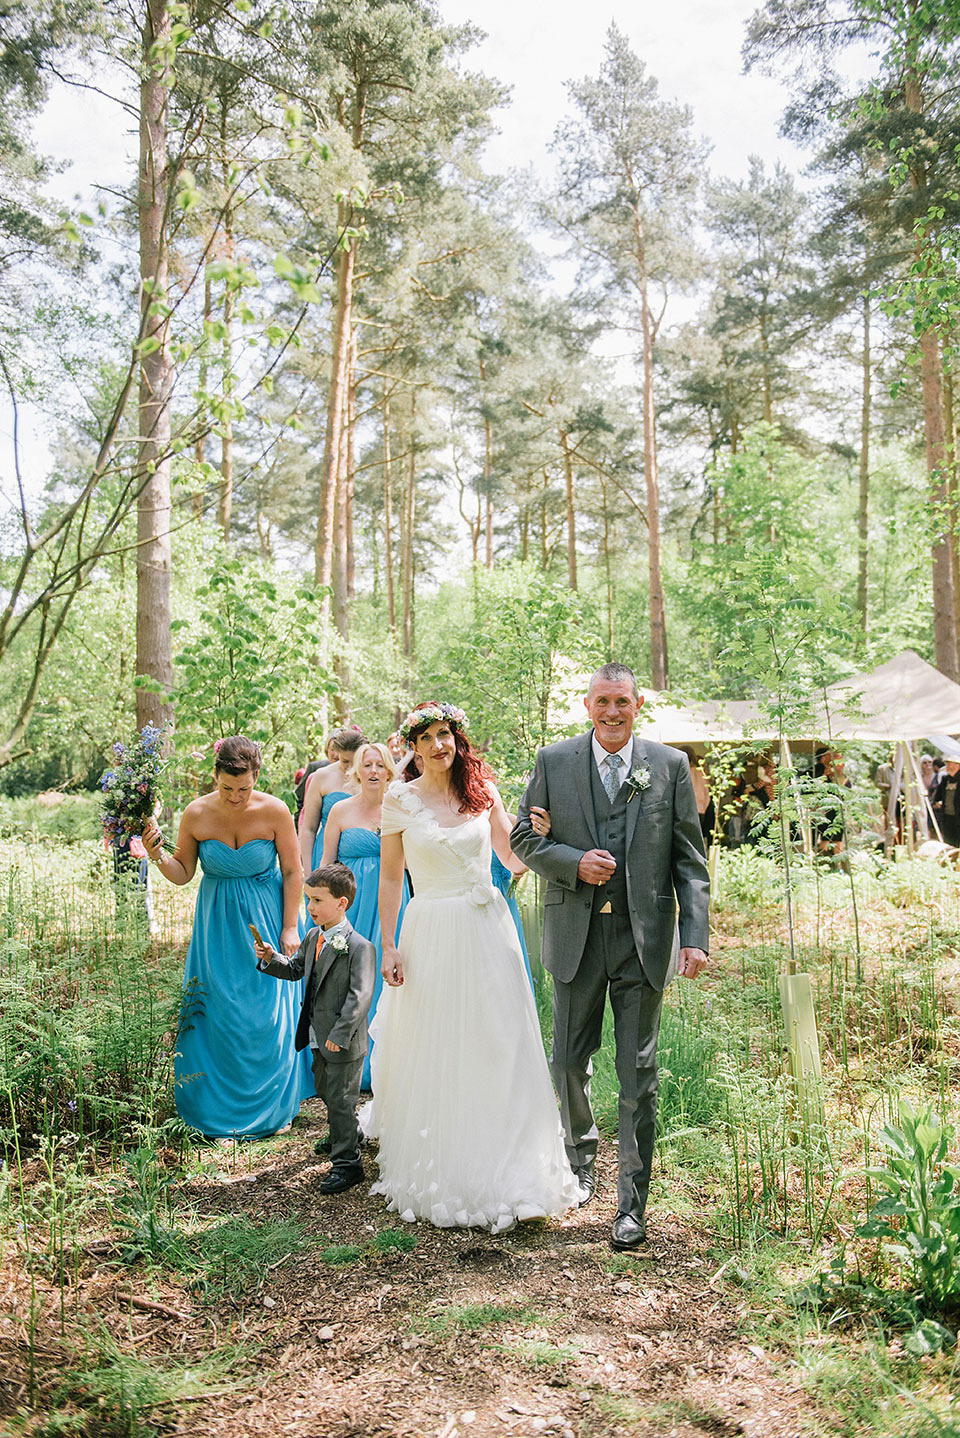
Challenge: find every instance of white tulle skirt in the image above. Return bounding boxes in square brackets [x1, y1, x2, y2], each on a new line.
[360, 887, 579, 1232]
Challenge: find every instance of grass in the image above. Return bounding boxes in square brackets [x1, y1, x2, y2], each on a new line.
[418, 1301, 548, 1335]
[47, 1332, 256, 1438]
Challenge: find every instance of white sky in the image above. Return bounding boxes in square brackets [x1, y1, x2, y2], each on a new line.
[437, 0, 813, 183]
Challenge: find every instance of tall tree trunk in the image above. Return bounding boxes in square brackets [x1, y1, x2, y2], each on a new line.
[193, 270, 211, 518]
[135, 0, 175, 733]
[346, 329, 357, 601]
[483, 410, 494, 570]
[559, 427, 577, 591]
[333, 372, 350, 641]
[760, 307, 774, 425]
[638, 249, 667, 688]
[383, 391, 397, 633]
[601, 479, 614, 656]
[923, 328, 957, 678]
[541, 470, 549, 571]
[217, 106, 233, 542]
[943, 358, 960, 643]
[401, 391, 416, 657]
[856, 291, 871, 644]
[314, 211, 357, 597]
[904, 57, 958, 679]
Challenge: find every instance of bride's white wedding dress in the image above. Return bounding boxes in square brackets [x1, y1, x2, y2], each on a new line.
[360, 781, 578, 1232]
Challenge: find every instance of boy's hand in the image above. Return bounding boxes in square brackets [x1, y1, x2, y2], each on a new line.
[251, 929, 275, 964]
[324, 1039, 341, 1053]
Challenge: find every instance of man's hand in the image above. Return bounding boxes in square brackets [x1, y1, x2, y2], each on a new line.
[677, 947, 708, 979]
[325, 1039, 341, 1053]
[577, 849, 617, 886]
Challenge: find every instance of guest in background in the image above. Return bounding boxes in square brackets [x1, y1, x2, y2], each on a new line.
[934, 759, 960, 848]
[299, 727, 366, 874]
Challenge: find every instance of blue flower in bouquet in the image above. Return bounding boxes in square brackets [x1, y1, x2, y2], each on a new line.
[99, 724, 172, 849]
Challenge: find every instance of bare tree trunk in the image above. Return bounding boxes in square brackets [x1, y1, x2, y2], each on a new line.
[541, 470, 549, 571]
[601, 478, 614, 655]
[856, 292, 871, 644]
[923, 328, 957, 679]
[484, 410, 494, 570]
[217, 106, 233, 542]
[314, 211, 356, 597]
[136, 0, 175, 733]
[193, 270, 211, 519]
[944, 358, 960, 644]
[333, 372, 349, 641]
[559, 428, 577, 591]
[904, 58, 958, 679]
[346, 329, 357, 601]
[639, 262, 667, 688]
[401, 391, 416, 657]
[383, 391, 397, 632]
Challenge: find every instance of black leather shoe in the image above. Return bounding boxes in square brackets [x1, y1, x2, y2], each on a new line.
[575, 1169, 596, 1207]
[314, 1135, 332, 1155]
[610, 1211, 647, 1250]
[319, 1164, 365, 1195]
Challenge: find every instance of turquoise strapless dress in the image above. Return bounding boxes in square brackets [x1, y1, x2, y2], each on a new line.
[336, 826, 410, 1090]
[491, 854, 533, 990]
[175, 839, 314, 1138]
[311, 790, 350, 870]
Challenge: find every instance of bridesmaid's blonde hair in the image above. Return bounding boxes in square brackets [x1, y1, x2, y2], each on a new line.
[347, 741, 397, 785]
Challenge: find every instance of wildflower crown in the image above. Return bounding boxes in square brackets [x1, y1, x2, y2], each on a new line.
[399, 702, 468, 742]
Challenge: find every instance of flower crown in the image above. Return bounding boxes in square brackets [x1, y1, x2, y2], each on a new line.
[398, 702, 468, 742]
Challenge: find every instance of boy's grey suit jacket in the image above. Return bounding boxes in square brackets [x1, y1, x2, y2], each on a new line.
[258, 920, 375, 1060]
[511, 731, 710, 990]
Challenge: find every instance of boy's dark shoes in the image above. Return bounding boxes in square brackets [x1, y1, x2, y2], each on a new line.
[314, 1134, 332, 1155]
[319, 1163, 365, 1195]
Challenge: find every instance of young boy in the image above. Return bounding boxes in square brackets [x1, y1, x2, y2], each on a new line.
[254, 863, 375, 1194]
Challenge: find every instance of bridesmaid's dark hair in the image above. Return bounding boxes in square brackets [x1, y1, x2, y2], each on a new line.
[214, 735, 261, 777]
[329, 726, 366, 755]
[405, 704, 494, 815]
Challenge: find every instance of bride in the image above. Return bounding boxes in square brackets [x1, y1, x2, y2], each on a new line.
[361, 701, 579, 1232]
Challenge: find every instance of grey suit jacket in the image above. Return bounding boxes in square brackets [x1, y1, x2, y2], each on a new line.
[511, 731, 710, 990]
[258, 921, 375, 1061]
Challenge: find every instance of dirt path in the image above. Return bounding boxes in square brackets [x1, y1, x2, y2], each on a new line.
[2, 1110, 819, 1438]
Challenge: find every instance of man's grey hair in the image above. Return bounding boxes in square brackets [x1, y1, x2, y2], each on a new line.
[587, 663, 639, 700]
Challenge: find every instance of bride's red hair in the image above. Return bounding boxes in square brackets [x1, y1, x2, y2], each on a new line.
[405, 704, 494, 814]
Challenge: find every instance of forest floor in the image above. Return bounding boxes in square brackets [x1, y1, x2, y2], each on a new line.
[2, 1116, 824, 1438]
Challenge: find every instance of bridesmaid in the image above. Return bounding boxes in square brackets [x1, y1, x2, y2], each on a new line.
[322, 742, 410, 1090]
[298, 726, 365, 876]
[143, 736, 313, 1138]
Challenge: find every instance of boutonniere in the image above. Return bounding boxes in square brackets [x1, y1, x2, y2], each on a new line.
[625, 765, 651, 802]
[328, 933, 349, 956]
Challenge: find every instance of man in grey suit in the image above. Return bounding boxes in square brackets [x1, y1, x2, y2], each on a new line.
[511, 663, 710, 1250]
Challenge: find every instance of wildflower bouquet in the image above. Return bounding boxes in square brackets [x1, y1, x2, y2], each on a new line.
[99, 724, 173, 850]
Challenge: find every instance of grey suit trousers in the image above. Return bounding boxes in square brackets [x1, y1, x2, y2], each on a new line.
[550, 907, 663, 1220]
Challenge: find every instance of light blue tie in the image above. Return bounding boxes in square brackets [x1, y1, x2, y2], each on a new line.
[602, 752, 622, 803]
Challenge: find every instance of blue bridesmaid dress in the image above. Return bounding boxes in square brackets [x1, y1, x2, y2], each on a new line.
[311, 790, 350, 870]
[336, 826, 410, 1090]
[491, 853, 534, 990]
[175, 838, 314, 1138]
